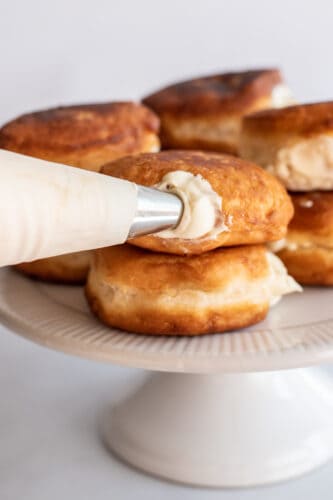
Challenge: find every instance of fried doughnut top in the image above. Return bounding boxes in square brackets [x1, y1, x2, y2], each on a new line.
[101, 150, 293, 254]
[242, 102, 333, 138]
[143, 69, 282, 118]
[0, 102, 160, 170]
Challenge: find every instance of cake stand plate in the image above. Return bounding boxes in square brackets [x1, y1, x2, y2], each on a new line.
[1, 267, 333, 487]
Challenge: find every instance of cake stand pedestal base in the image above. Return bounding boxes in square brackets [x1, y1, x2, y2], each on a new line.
[104, 368, 333, 487]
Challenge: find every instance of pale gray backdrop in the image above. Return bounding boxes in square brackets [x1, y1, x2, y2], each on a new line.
[1, 0, 333, 125]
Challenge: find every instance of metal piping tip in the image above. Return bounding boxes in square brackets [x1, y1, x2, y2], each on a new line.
[128, 186, 183, 238]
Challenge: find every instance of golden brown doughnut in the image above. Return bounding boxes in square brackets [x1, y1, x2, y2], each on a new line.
[15, 252, 91, 284]
[0, 102, 160, 171]
[0, 102, 160, 283]
[101, 150, 294, 255]
[273, 192, 333, 285]
[143, 69, 292, 154]
[240, 102, 333, 191]
[276, 247, 333, 286]
[86, 244, 300, 336]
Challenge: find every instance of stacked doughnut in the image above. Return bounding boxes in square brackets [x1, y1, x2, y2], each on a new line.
[0, 102, 160, 283]
[240, 102, 333, 285]
[86, 150, 300, 336]
[143, 68, 293, 155]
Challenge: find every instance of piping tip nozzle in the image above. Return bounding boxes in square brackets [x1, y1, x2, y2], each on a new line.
[128, 186, 183, 239]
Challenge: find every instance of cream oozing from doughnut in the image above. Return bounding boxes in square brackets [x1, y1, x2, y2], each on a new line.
[267, 135, 333, 191]
[271, 84, 295, 108]
[155, 170, 228, 239]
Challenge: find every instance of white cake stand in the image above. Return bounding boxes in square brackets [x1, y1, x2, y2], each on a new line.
[1, 267, 333, 487]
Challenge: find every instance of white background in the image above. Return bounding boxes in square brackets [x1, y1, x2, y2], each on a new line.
[1, 0, 333, 125]
[1, 1, 333, 499]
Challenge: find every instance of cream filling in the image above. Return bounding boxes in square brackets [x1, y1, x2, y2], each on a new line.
[267, 135, 333, 191]
[154, 170, 228, 240]
[150, 144, 160, 153]
[266, 252, 302, 300]
[269, 239, 289, 253]
[271, 84, 295, 108]
[148, 139, 160, 153]
[269, 238, 333, 253]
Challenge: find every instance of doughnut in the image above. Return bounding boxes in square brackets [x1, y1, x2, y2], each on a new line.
[101, 150, 294, 255]
[0, 102, 160, 171]
[0, 102, 160, 283]
[143, 69, 293, 154]
[15, 251, 91, 284]
[86, 244, 301, 336]
[240, 102, 333, 191]
[272, 192, 333, 285]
